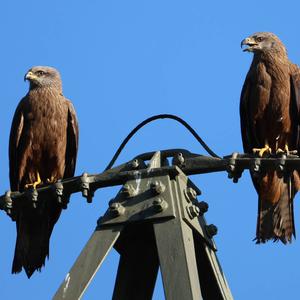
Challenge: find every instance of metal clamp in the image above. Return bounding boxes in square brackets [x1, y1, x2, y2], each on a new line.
[276, 154, 287, 179]
[4, 191, 14, 220]
[26, 188, 38, 208]
[53, 181, 70, 209]
[80, 173, 94, 203]
[250, 157, 263, 178]
[226, 152, 243, 183]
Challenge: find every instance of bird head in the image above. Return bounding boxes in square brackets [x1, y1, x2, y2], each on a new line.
[24, 66, 62, 91]
[241, 32, 286, 56]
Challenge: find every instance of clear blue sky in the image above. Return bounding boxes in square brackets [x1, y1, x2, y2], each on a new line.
[0, 1, 300, 299]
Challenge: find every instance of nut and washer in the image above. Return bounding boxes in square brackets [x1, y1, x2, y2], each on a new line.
[152, 198, 168, 212]
[150, 181, 166, 195]
[187, 205, 200, 219]
[122, 184, 137, 197]
[109, 202, 125, 217]
[205, 224, 218, 238]
[196, 201, 209, 214]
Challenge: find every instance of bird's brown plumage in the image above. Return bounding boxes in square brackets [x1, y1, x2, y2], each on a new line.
[240, 32, 300, 243]
[9, 66, 79, 277]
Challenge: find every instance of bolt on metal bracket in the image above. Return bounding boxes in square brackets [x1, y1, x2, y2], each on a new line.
[122, 183, 137, 198]
[109, 201, 125, 217]
[152, 197, 168, 212]
[150, 181, 166, 195]
[99, 174, 176, 226]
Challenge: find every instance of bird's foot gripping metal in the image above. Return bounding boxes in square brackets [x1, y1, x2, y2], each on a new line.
[24, 172, 42, 208]
[24, 172, 42, 189]
[276, 145, 297, 156]
[224, 152, 300, 182]
[252, 144, 272, 157]
[46, 176, 56, 184]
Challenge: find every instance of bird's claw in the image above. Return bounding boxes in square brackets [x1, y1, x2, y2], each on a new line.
[46, 176, 56, 184]
[276, 145, 297, 156]
[25, 172, 42, 189]
[276, 148, 288, 155]
[253, 145, 272, 157]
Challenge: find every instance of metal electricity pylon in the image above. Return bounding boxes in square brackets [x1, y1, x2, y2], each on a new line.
[53, 150, 232, 300]
[1, 148, 299, 299]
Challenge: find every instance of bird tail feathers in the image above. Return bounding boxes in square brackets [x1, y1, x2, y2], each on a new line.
[12, 196, 61, 278]
[256, 173, 295, 244]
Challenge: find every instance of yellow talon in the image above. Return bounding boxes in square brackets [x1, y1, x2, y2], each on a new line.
[276, 145, 297, 155]
[46, 176, 56, 184]
[25, 172, 42, 189]
[253, 144, 272, 157]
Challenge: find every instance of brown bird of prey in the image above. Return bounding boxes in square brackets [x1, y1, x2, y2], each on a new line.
[9, 66, 79, 277]
[240, 32, 300, 243]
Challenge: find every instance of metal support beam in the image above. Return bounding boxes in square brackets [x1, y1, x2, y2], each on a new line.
[154, 218, 203, 300]
[112, 224, 159, 300]
[193, 232, 232, 299]
[53, 225, 123, 300]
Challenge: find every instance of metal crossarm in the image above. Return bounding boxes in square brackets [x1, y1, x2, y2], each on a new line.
[1, 151, 299, 213]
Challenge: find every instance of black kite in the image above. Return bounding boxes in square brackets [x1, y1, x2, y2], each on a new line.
[240, 32, 300, 243]
[9, 66, 79, 277]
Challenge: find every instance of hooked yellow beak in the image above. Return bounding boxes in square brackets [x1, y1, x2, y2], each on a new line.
[241, 37, 258, 52]
[24, 71, 37, 81]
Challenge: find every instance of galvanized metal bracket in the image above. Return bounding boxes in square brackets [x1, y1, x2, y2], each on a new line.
[98, 173, 176, 226]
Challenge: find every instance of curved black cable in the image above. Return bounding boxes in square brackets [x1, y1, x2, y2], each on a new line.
[104, 114, 220, 170]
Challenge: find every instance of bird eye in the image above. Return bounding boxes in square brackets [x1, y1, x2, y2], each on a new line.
[256, 37, 263, 42]
[37, 71, 45, 76]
